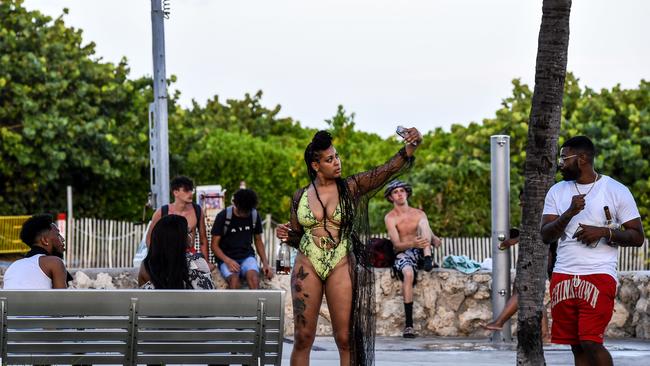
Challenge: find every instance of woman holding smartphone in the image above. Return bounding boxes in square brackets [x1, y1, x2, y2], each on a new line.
[276, 127, 422, 366]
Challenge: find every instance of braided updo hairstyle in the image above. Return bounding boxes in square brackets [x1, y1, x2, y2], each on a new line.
[303, 131, 354, 243]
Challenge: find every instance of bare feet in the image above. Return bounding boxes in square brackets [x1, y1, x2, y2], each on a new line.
[498, 238, 519, 250]
[481, 321, 503, 331]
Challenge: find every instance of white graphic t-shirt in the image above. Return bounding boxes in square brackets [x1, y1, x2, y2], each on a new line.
[543, 175, 640, 280]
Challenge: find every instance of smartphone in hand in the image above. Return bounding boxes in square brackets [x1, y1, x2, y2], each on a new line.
[396, 125, 408, 139]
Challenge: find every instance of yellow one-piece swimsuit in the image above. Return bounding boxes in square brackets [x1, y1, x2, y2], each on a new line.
[297, 190, 351, 280]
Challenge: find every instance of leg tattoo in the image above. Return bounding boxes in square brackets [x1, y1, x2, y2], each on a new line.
[292, 265, 310, 327]
[296, 265, 309, 280]
[293, 297, 307, 327]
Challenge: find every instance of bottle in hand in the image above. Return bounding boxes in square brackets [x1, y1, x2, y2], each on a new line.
[276, 242, 292, 275]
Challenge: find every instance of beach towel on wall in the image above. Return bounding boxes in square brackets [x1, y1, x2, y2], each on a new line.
[441, 255, 482, 274]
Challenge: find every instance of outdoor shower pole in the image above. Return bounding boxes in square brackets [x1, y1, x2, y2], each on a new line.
[148, 0, 170, 210]
[490, 135, 512, 342]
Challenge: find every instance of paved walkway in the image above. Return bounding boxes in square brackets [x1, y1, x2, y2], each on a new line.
[281, 336, 650, 365]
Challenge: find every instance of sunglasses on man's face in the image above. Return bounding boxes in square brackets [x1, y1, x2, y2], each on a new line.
[558, 154, 578, 166]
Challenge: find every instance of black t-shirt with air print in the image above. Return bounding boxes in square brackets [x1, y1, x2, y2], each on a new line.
[211, 210, 262, 262]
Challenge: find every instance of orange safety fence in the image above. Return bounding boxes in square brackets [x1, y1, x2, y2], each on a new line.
[0, 216, 30, 254]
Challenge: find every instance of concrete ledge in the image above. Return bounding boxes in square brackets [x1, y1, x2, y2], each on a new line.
[2, 267, 648, 339]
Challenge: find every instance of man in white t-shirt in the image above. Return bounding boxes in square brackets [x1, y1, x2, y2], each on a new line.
[3, 214, 68, 289]
[541, 136, 644, 366]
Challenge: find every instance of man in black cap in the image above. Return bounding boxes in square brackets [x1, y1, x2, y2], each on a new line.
[3, 214, 69, 289]
[384, 180, 441, 338]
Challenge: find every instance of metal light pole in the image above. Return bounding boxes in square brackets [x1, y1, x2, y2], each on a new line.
[148, 0, 170, 210]
[66, 185, 73, 265]
[490, 135, 512, 342]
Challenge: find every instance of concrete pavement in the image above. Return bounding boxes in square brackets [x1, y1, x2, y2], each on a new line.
[280, 336, 650, 365]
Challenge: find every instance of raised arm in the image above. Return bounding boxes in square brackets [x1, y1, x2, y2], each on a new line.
[348, 128, 421, 197]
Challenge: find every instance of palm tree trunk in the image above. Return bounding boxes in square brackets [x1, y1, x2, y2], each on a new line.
[517, 0, 572, 365]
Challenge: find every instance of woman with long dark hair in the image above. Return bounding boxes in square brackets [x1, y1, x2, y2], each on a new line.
[277, 128, 422, 365]
[139, 215, 215, 290]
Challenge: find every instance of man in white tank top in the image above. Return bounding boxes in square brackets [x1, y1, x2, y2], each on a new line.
[3, 214, 68, 289]
[541, 136, 645, 366]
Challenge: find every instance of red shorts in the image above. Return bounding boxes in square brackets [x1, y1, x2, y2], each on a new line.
[550, 272, 616, 344]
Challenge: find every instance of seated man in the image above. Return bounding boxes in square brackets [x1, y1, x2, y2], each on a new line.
[3, 214, 69, 289]
[384, 180, 441, 338]
[146, 175, 211, 267]
[211, 188, 273, 289]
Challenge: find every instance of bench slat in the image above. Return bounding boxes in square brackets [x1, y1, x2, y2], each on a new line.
[137, 342, 256, 353]
[8, 329, 127, 341]
[137, 330, 282, 342]
[5, 354, 125, 364]
[139, 329, 255, 341]
[138, 316, 281, 329]
[138, 353, 259, 364]
[7, 316, 128, 329]
[7, 342, 126, 353]
[137, 341, 281, 353]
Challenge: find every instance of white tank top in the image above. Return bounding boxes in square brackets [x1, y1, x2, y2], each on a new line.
[3, 254, 53, 289]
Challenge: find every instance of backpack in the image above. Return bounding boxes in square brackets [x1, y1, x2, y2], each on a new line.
[369, 237, 395, 268]
[222, 206, 258, 237]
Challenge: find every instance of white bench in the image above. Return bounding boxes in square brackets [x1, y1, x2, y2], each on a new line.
[0, 289, 284, 365]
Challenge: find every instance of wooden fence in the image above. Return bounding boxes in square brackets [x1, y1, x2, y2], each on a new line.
[361, 234, 649, 271]
[64, 218, 146, 268]
[15, 217, 644, 272]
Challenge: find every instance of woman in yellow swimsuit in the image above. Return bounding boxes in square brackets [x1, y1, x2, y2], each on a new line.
[277, 128, 422, 366]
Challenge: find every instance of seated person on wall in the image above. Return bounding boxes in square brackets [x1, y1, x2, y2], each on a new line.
[384, 180, 442, 338]
[210, 188, 273, 289]
[146, 175, 213, 270]
[139, 215, 215, 289]
[3, 214, 70, 289]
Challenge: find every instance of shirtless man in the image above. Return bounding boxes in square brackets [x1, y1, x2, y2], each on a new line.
[384, 180, 441, 338]
[146, 176, 211, 266]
